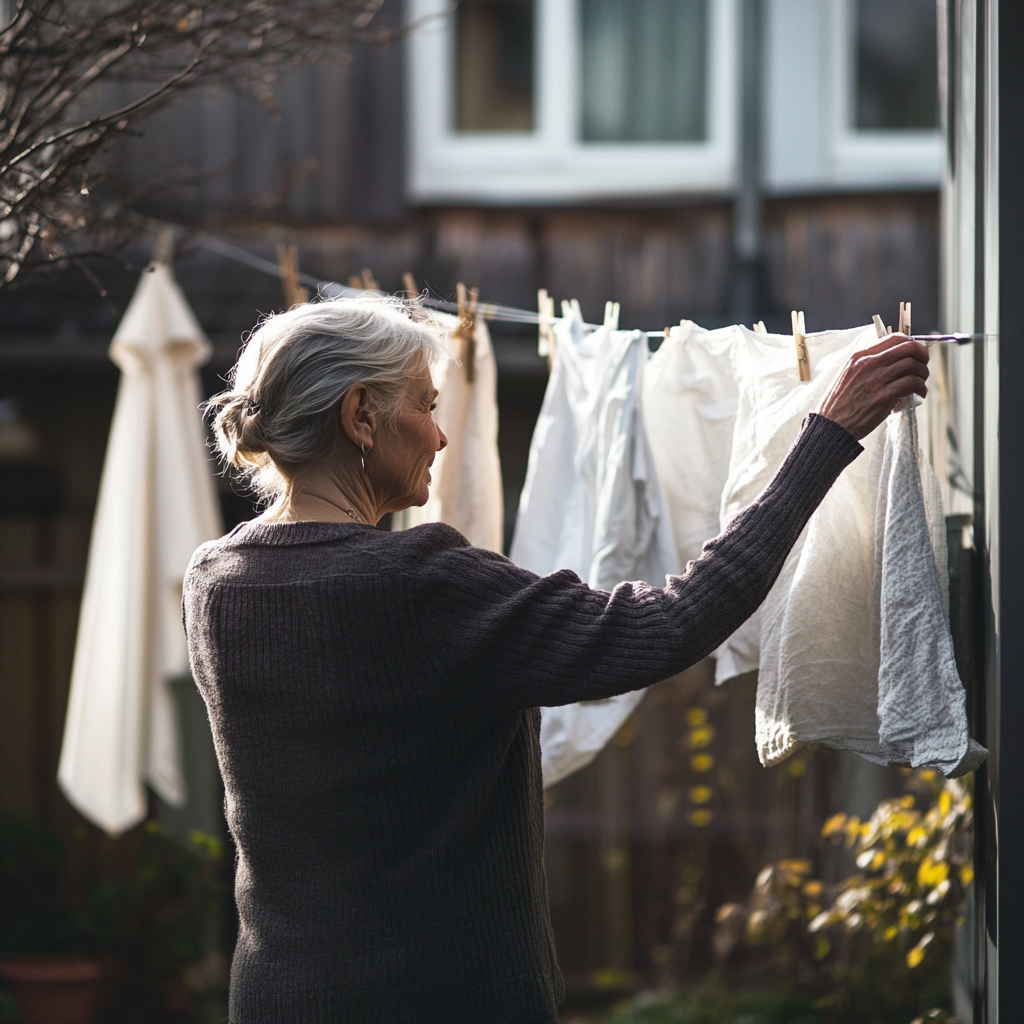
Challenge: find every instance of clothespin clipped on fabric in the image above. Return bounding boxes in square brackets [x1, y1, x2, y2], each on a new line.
[872, 314, 886, 339]
[603, 301, 620, 330]
[361, 268, 379, 291]
[561, 298, 583, 322]
[348, 274, 363, 290]
[276, 244, 309, 310]
[456, 282, 479, 383]
[537, 288, 556, 366]
[791, 310, 810, 381]
[898, 301, 912, 337]
[152, 226, 176, 266]
[753, 321, 767, 334]
[403, 272, 419, 298]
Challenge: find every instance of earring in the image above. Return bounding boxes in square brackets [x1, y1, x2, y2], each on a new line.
[360, 443, 366, 475]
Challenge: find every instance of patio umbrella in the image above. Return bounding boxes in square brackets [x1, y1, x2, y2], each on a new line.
[58, 259, 222, 836]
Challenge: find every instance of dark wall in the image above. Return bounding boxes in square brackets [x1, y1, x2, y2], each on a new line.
[99, 1, 406, 228]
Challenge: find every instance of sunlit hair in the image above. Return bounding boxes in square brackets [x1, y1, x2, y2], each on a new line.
[206, 293, 449, 500]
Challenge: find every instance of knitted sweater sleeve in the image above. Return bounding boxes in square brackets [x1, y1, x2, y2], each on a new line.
[420, 414, 862, 712]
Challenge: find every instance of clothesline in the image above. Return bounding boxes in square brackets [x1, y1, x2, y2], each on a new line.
[193, 234, 985, 344]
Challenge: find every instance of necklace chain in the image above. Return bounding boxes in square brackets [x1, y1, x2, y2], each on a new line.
[342, 507, 367, 524]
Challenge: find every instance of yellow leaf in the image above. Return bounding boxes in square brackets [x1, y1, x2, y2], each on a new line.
[907, 946, 926, 968]
[961, 865, 975, 886]
[788, 758, 807, 777]
[691, 753, 714, 772]
[939, 790, 952, 817]
[689, 785, 713, 805]
[690, 809, 712, 828]
[803, 880, 823, 897]
[823, 814, 848, 837]
[883, 925, 898, 942]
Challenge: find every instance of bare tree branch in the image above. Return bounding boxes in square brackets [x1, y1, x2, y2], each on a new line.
[0, 0, 403, 287]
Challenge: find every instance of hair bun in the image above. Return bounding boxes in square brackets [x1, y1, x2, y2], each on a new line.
[213, 393, 269, 463]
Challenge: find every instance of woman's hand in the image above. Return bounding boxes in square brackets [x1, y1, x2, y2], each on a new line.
[816, 334, 929, 441]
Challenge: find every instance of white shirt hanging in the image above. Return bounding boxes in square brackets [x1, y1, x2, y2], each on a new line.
[643, 321, 740, 568]
[511, 314, 679, 787]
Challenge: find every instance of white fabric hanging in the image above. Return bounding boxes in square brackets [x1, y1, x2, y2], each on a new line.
[511, 315, 679, 787]
[58, 262, 223, 835]
[713, 327, 861, 684]
[393, 316, 503, 552]
[643, 321, 740, 568]
[715, 324, 983, 776]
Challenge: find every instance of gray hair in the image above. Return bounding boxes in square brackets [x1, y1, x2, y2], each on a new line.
[207, 293, 449, 499]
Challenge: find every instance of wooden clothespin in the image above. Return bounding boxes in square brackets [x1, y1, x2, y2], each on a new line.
[753, 321, 767, 334]
[603, 300, 620, 330]
[348, 275, 363, 290]
[403, 272, 419, 298]
[792, 310, 810, 381]
[537, 288, 556, 366]
[898, 301, 912, 337]
[456, 282, 479, 383]
[276, 244, 309, 309]
[361, 268, 379, 291]
[872, 314, 886, 339]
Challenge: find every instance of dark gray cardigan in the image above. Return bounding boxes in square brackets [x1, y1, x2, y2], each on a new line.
[183, 413, 861, 1024]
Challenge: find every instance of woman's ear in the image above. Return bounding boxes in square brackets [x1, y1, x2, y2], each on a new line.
[338, 385, 378, 450]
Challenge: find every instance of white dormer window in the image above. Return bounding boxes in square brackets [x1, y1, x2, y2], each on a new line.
[407, 0, 738, 203]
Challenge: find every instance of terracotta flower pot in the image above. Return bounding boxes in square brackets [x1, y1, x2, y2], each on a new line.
[0, 955, 107, 1024]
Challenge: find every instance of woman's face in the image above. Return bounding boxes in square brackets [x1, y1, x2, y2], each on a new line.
[372, 364, 447, 513]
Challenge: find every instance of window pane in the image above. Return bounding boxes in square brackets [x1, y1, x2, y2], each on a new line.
[855, 0, 938, 130]
[455, 0, 535, 133]
[581, 0, 708, 143]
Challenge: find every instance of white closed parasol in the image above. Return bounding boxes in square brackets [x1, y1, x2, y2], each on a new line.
[58, 257, 222, 836]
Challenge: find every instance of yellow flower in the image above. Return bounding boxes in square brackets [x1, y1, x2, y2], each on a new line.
[691, 753, 714, 772]
[883, 925, 898, 942]
[961, 864, 975, 886]
[689, 725, 715, 749]
[917, 857, 949, 888]
[689, 785, 713, 805]
[939, 790, 952, 817]
[906, 826, 927, 848]
[803, 880, 823, 898]
[685, 707, 708, 727]
[690, 809, 713, 828]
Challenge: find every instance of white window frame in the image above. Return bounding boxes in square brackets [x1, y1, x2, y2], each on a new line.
[763, 0, 941, 194]
[406, 0, 738, 204]
[826, 0, 942, 187]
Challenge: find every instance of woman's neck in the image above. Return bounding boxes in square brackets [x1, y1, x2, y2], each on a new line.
[259, 464, 378, 526]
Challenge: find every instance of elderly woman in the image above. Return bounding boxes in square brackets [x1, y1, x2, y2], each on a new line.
[185, 296, 928, 1024]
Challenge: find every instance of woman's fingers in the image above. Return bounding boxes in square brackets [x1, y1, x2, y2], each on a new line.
[816, 335, 930, 440]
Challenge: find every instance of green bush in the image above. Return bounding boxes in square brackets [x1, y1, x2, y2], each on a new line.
[712, 771, 970, 1022]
